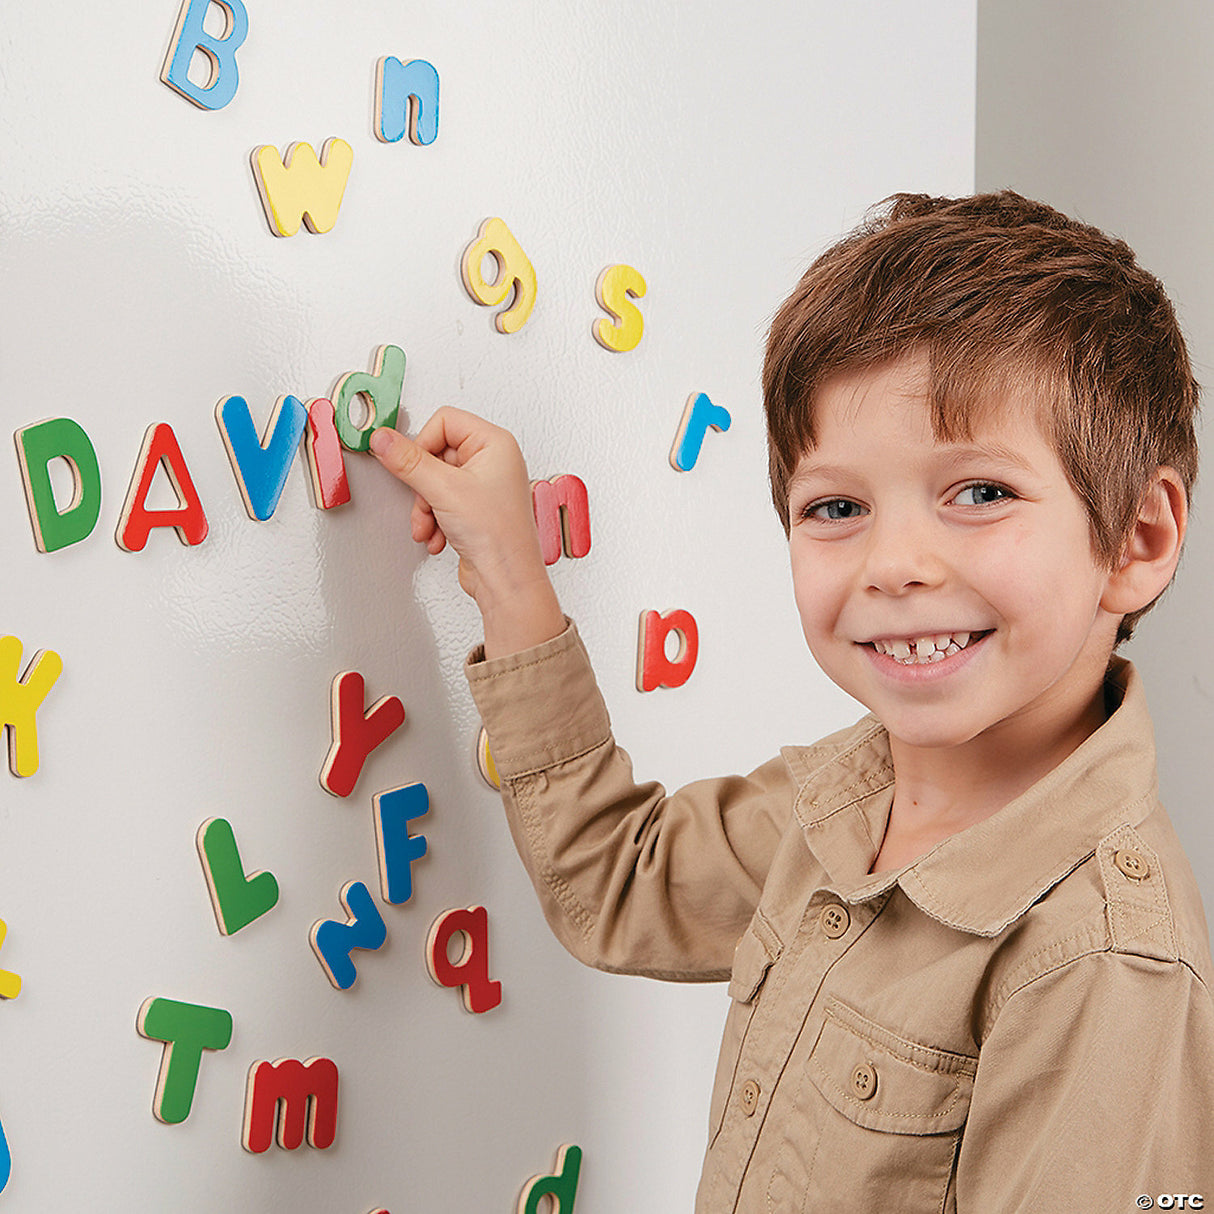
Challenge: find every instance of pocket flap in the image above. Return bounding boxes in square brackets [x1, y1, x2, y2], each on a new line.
[809, 998, 976, 1135]
[727, 915, 781, 1003]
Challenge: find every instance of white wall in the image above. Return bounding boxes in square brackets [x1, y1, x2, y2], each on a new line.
[0, 3, 975, 1210]
[978, 1, 1214, 915]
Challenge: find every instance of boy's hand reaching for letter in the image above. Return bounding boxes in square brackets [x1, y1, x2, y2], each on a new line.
[369, 408, 566, 659]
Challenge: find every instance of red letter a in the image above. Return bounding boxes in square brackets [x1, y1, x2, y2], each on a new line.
[116, 423, 209, 552]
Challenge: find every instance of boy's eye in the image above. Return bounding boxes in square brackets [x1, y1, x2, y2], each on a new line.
[952, 482, 1013, 506]
[805, 498, 867, 521]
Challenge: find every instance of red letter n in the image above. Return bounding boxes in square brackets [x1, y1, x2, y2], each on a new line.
[531, 475, 591, 566]
[241, 1057, 339, 1153]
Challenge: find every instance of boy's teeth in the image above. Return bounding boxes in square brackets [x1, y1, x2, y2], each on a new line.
[873, 631, 981, 665]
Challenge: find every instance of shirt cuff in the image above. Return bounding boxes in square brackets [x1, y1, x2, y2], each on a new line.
[465, 618, 613, 779]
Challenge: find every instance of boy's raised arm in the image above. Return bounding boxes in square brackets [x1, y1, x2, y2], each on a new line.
[371, 407, 786, 980]
[369, 408, 566, 658]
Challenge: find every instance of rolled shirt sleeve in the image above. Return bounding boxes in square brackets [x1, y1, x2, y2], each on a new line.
[466, 620, 792, 981]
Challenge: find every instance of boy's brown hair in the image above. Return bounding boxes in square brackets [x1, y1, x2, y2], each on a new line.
[763, 190, 1199, 642]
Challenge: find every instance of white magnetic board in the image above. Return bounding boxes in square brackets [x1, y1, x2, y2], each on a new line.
[0, 3, 975, 1209]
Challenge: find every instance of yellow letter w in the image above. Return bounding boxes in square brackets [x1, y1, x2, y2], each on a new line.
[251, 138, 354, 237]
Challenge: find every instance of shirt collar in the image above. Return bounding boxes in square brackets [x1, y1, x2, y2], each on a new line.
[782, 658, 1159, 937]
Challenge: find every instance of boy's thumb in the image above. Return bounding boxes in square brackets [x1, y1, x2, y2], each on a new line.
[369, 428, 443, 494]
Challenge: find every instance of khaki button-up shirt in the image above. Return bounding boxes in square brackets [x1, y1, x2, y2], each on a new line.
[467, 622, 1214, 1212]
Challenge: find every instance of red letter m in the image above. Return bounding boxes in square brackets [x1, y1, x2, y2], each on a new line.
[242, 1057, 339, 1153]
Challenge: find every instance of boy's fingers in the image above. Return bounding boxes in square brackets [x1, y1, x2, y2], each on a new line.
[410, 495, 440, 543]
[412, 406, 493, 460]
[369, 428, 453, 499]
[410, 489, 434, 521]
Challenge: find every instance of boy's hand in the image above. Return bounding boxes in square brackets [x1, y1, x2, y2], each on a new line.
[369, 408, 566, 658]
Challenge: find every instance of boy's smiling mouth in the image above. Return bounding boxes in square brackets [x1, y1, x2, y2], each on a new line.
[862, 630, 993, 665]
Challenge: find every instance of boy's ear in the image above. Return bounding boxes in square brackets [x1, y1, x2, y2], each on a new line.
[1100, 466, 1188, 615]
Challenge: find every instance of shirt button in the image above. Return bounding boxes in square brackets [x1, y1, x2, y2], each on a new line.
[739, 1079, 761, 1116]
[850, 1063, 878, 1100]
[1114, 848, 1150, 881]
[819, 903, 851, 938]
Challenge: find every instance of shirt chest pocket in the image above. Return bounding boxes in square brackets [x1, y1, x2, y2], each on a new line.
[771, 997, 977, 1213]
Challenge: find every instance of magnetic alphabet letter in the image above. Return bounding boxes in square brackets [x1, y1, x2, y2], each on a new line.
[460, 218, 537, 334]
[425, 906, 502, 1014]
[669, 392, 732, 472]
[196, 818, 280, 935]
[136, 997, 233, 1124]
[309, 881, 387, 991]
[531, 475, 591, 566]
[636, 609, 699, 691]
[251, 139, 355, 237]
[373, 783, 429, 905]
[14, 418, 102, 553]
[319, 671, 406, 798]
[331, 345, 406, 452]
[475, 725, 500, 791]
[0, 921, 21, 1000]
[593, 264, 646, 353]
[0, 636, 62, 777]
[518, 1144, 583, 1214]
[242, 1057, 339, 1152]
[375, 57, 440, 145]
[304, 399, 351, 509]
[160, 0, 249, 110]
[0, 1106, 10, 1194]
[116, 423, 209, 551]
[215, 395, 308, 521]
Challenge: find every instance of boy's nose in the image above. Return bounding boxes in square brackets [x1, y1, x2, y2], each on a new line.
[863, 519, 947, 595]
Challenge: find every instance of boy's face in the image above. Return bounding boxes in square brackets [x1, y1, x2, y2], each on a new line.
[786, 354, 1122, 754]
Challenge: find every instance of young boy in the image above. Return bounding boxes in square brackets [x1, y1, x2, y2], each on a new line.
[370, 192, 1214, 1211]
